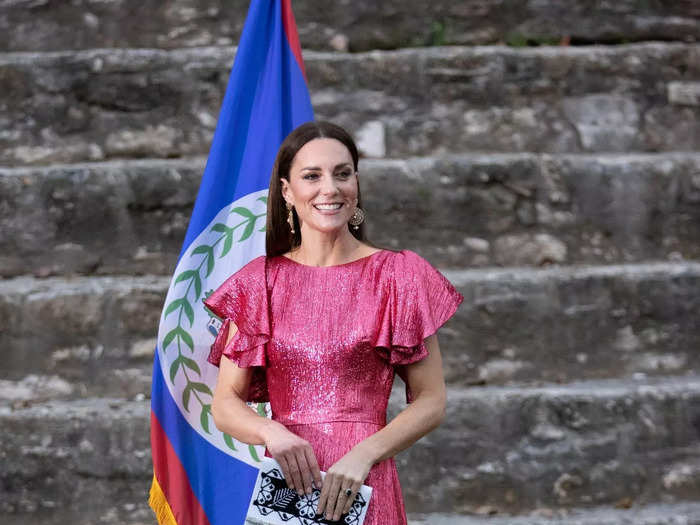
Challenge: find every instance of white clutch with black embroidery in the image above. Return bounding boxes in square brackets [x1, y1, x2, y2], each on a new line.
[245, 457, 373, 525]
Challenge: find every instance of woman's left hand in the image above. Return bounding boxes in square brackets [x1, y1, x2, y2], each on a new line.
[315, 445, 374, 521]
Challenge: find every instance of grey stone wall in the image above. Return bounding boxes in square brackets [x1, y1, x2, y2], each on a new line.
[1, 44, 698, 166]
[1, 1, 700, 523]
[1, 0, 698, 52]
[2, 153, 700, 278]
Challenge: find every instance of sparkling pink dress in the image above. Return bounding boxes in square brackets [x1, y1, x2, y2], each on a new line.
[204, 248, 463, 524]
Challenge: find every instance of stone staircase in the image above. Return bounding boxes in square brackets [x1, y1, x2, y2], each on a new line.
[1, 1, 699, 524]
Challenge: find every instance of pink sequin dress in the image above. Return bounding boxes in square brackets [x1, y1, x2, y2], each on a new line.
[204, 248, 464, 524]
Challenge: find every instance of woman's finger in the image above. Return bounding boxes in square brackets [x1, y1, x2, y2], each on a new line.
[275, 455, 295, 492]
[316, 472, 341, 518]
[294, 448, 313, 495]
[315, 477, 328, 517]
[341, 480, 363, 515]
[331, 481, 351, 521]
[285, 453, 305, 497]
[304, 447, 322, 490]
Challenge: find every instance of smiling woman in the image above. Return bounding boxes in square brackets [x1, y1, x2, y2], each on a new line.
[204, 121, 463, 524]
[266, 120, 372, 265]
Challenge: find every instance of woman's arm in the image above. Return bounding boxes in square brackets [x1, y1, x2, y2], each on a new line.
[358, 333, 446, 461]
[211, 323, 322, 497]
[316, 333, 446, 520]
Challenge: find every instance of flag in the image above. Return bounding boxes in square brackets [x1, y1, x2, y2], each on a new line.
[149, 1, 314, 523]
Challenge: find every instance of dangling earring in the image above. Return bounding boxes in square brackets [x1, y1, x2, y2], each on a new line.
[286, 202, 295, 235]
[348, 206, 365, 230]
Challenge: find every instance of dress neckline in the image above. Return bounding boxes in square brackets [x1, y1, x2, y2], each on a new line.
[279, 249, 387, 269]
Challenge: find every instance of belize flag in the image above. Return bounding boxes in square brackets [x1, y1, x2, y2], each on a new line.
[149, 1, 313, 524]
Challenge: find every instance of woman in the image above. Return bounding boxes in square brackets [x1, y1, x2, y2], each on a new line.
[204, 121, 463, 524]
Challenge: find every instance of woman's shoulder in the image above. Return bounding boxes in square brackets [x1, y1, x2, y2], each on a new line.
[384, 249, 461, 295]
[234, 254, 267, 275]
[390, 248, 422, 261]
[384, 248, 433, 272]
[345, 246, 430, 274]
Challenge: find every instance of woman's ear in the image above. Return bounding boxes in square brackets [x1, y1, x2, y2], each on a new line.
[280, 178, 291, 204]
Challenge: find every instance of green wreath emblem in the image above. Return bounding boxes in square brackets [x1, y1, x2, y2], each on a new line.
[161, 196, 268, 461]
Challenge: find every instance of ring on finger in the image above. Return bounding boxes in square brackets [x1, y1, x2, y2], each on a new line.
[343, 488, 352, 498]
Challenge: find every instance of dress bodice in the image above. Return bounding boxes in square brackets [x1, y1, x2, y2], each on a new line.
[265, 251, 396, 426]
[204, 249, 463, 427]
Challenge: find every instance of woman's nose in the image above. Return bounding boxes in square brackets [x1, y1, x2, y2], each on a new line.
[319, 173, 340, 194]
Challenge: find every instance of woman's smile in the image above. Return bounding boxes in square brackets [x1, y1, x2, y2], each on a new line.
[313, 202, 344, 213]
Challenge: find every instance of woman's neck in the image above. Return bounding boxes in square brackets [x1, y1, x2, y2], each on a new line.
[287, 227, 365, 267]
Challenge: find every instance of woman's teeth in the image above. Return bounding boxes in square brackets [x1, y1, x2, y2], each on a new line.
[314, 203, 343, 210]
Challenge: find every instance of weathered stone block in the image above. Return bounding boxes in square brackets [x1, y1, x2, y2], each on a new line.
[3, 376, 699, 517]
[439, 262, 700, 387]
[0, 276, 167, 387]
[396, 377, 700, 513]
[0, 399, 151, 516]
[0, 159, 203, 277]
[0, 0, 697, 52]
[2, 262, 699, 389]
[668, 81, 700, 106]
[3, 153, 699, 277]
[1, 44, 698, 165]
[408, 502, 700, 524]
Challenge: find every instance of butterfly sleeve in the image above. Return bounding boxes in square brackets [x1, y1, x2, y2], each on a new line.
[203, 256, 269, 402]
[372, 250, 464, 402]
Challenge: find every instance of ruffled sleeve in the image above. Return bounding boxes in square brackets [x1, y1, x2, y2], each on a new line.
[373, 249, 464, 402]
[203, 256, 270, 403]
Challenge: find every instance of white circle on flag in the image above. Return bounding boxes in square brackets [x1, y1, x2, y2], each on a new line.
[157, 189, 268, 465]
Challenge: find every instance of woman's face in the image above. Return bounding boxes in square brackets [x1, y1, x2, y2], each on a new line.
[281, 138, 358, 236]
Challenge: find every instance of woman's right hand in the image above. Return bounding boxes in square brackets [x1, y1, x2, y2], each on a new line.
[260, 421, 323, 497]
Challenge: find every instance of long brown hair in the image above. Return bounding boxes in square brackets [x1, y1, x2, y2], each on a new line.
[266, 121, 374, 257]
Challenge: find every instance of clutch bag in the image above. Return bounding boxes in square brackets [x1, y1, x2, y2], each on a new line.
[245, 457, 373, 525]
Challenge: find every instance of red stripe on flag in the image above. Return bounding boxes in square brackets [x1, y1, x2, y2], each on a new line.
[151, 411, 211, 525]
[281, 0, 307, 80]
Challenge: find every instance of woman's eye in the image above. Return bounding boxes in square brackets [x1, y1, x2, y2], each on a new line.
[337, 171, 352, 178]
[303, 173, 320, 180]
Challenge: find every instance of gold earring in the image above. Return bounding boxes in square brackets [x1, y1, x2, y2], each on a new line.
[348, 206, 365, 230]
[286, 202, 295, 234]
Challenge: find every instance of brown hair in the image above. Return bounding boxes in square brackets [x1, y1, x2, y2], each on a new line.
[266, 121, 374, 257]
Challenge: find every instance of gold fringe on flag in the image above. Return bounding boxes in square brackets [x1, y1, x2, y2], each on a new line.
[149, 473, 178, 525]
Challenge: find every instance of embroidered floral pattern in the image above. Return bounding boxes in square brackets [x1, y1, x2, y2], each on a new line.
[295, 491, 320, 518]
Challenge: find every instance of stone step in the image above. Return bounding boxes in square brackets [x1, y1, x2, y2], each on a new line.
[0, 275, 166, 387]
[4, 503, 700, 525]
[2, 153, 699, 277]
[394, 376, 700, 514]
[408, 502, 700, 524]
[0, 398, 151, 517]
[0, 158, 203, 278]
[1, 262, 699, 390]
[441, 261, 700, 387]
[1, 42, 698, 165]
[0, 370, 153, 405]
[0, 0, 697, 53]
[2, 376, 699, 517]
